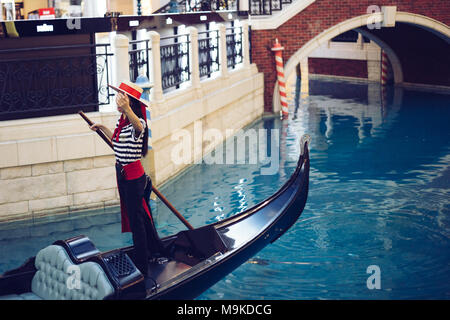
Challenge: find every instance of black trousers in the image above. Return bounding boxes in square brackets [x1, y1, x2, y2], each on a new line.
[116, 166, 163, 277]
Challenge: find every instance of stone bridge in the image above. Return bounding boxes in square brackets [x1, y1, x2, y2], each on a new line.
[249, 0, 450, 113]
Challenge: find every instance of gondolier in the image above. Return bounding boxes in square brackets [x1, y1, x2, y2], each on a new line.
[89, 80, 164, 293]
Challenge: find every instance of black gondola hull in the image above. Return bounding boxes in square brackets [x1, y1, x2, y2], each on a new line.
[0, 140, 310, 300]
[149, 150, 310, 300]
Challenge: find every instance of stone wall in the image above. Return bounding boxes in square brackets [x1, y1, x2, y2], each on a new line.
[309, 58, 368, 79]
[0, 21, 264, 223]
[308, 39, 382, 81]
[0, 155, 118, 222]
[0, 112, 118, 222]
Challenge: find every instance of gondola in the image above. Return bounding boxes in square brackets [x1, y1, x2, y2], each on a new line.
[0, 135, 310, 300]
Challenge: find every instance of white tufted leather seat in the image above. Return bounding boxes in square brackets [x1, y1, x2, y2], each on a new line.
[1, 245, 115, 300]
[0, 292, 42, 300]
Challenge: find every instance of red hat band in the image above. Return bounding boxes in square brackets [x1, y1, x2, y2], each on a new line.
[119, 82, 142, 100]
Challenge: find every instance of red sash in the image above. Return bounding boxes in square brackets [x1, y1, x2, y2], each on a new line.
[117, 160, 153, 233]
[120, 159, 145, 180]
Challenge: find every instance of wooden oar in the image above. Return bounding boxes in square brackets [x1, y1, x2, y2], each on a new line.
[78, 111, 194, 230]
[78, 111, 114, 149]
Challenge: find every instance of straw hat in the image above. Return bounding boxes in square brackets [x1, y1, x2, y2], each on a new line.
[108, 80, 153, 107]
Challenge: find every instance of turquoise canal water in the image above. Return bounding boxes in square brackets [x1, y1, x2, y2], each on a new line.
[1, 79, 449, 299]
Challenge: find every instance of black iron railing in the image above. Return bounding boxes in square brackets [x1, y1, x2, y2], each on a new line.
[250, 0, 271, 15]
[160, 34, 191, 91]
[198, 30, 220, 78]
[155, 0, 238, 14]
[129, 39, 151, 82]
[0, 43, 112, 121]
[226, 26, 243, 69]
[187, 0, 237, 11]
[249, 0, 292, 16]
[155, 0, 297, 16]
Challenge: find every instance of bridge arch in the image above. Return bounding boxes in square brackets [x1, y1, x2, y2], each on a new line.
[354, 28, 403, 84]
[273, 12, 450, 112]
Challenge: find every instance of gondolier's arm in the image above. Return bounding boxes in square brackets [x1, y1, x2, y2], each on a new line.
[89, 123, 114, 140]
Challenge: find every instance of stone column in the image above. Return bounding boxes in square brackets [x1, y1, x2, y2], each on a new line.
[112, 34, 130, 87]
[239, 0, 249, 11]
[148, 31, 164, 103]
[217, 24, 229, 79]
[241, 21, 250, 68]
[186, 26, 200, 89]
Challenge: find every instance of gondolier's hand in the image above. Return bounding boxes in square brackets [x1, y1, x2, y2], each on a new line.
[89, 123, 103, 131]
[116, 92, 143, 135]
[116, 92, 131, 114]
[88, 122, 114, 140]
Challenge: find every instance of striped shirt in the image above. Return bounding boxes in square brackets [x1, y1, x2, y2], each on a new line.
[112, 118, 146, 165]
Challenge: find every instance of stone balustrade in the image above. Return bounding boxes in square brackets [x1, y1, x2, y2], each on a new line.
[0, 22, 264, 223]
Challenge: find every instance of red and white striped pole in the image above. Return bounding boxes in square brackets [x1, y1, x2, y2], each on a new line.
[380, 50, 388, 117]
[381, 50, 388, 86]
[271, 38, 289, 119]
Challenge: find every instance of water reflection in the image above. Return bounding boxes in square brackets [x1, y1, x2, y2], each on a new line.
[154, 78, 450, 240]
[198, 79, 449, 299]
[292, 79, 450, 183]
